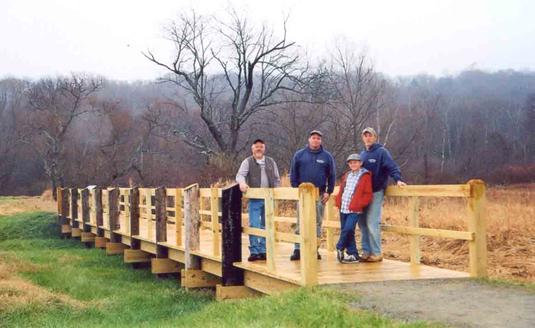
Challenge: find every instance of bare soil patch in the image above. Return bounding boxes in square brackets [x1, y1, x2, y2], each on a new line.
[331, 279, 535, 328]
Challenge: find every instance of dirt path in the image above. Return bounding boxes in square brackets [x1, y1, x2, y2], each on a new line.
[330, 279, 534, 328]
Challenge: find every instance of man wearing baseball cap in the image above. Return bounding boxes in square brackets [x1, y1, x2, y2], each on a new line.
[359, 127, 406, 262]
[236, 139, 281, 261]
[289, 130, 336, 261]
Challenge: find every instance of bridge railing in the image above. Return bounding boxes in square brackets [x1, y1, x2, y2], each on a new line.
[243, 183, 318, 286]
[322, 179, 487, 277]
[56, 180, 487, 286]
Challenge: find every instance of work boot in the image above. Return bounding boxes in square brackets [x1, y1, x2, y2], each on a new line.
[362, 254, 383, 262]
[248, 254, 261, 262]
[290, 249, 300, 261]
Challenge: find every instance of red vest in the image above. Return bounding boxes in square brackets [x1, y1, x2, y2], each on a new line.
[335, 171, 373, 212]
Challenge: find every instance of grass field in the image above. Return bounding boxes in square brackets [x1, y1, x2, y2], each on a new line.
[0, 211, 434, 328]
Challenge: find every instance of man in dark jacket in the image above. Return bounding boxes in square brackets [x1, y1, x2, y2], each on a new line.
[236, 139, 281, 261]
[359, 127, 406, 262]
[289, 130, 336, 261]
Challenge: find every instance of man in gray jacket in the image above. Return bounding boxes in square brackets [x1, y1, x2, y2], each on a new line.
[236, 139, 281, 261]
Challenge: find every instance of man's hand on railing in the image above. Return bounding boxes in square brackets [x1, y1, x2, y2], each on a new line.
[397, 181, 407, 187]
[239, 182, 249, 193]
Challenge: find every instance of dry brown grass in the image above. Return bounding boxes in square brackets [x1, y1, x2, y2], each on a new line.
[276, 177, 534, 282]
[0, 191, 56, 216]
[380, 184, 535, 282]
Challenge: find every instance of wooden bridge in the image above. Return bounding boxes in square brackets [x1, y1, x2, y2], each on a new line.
[56, 180, 487, 300]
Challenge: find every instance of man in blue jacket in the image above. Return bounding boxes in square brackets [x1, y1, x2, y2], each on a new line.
[359, 127, 406, 262]
[289, 130, 336, 261]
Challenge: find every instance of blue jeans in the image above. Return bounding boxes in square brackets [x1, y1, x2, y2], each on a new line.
[248, 199, 266, 255]
[358, 190, 384, 256]
[336, 213, 360, 256]
[294, 200, 324, 250]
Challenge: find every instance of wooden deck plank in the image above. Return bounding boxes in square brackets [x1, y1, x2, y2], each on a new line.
[136, 217, 469, 287]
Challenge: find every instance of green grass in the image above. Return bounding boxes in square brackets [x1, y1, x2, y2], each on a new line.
[0, 211, 432, 328]
[476, 277, 535, 293]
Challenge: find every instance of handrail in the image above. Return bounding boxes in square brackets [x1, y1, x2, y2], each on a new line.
[57, 179, 488, 289]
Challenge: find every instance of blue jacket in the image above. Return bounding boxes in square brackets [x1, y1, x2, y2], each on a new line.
[290, 145, 336, 194]
[360, 143, 402, 192]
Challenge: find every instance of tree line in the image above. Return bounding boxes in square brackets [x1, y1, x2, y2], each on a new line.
[1, 11, 533, 197]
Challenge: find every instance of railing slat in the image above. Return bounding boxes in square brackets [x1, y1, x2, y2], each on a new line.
[385, 184, 470, 197]
[408, 197, 421, 264]
[210, 187, 220, 258]
[298, 183, 318, 286]
[265, 189, 276, 272]
[382, 225, 474, 240]
[467, 179, 488, 277]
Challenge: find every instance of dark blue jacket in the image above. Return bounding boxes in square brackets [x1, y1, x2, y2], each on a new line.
[360, 143, 402, 192]
[290, 145, 336, 194]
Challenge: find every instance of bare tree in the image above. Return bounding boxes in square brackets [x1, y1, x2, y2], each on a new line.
[317, 45, 388, 167]
[523, 93, 535, 163]
[144, 10, 305, 170]
[21, 74, 102, 199]
[0, 79, 28, 189]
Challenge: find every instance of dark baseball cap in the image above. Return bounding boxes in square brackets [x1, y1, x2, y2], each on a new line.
[253, 139, 265, 144]
[309, 130, 323, 137]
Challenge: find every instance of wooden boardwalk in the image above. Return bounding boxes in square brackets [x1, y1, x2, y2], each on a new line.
[57, 181, 485, 299]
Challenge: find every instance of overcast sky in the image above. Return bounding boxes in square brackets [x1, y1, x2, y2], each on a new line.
[1, 0, 534, 81]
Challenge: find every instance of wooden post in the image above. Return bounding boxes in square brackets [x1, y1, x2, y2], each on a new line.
[120, 189, 131, 236]
[155, 187, 167, 243]
[147, 189, 154, 241]
[265, 189, 276, 272]
[408, 196, 421, 264]
[57, 187, 62, 223]
[175, 189, 183, 247]
[77, 189, 83, 224]
[221, 184, 244, 286]
[59, 188, 70, 235]
[108, 188, 120, 242]
[70, 188, 78, 229]
[325, 197, 337, 252]
[59, 188, 69, 223]
[95, 187, 103, 232]
[211, 187, 220, 257]
[129, 187, 140, 237]
[298, 183, 318, 286]
[102, 188, 111, 230]
[184, 184, 200, 269]
[467, 179, 488, 277]
[81, 188, 90, 232]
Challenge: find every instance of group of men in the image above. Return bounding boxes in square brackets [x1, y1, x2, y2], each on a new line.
[235, 127, 406, 263]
